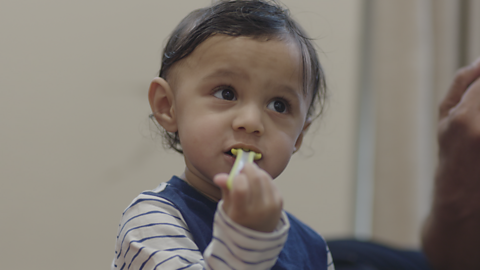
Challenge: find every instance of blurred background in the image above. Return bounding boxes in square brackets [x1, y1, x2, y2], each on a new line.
[1, 0, 479, 269]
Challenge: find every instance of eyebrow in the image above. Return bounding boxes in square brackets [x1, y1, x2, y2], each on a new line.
[276, 84, 303, 103]
[202, 67, 250, 81]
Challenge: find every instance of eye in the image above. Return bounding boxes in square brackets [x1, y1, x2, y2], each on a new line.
[213, 87, 237, 101]
[267, 99, 288, 113]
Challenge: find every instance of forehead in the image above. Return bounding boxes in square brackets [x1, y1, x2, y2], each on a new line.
[170, 35, 305, 95]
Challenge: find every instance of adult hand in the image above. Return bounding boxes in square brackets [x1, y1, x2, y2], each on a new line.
[422, 57, 480, 270]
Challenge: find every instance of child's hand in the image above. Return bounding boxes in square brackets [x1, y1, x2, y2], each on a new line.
[214, 163, 283, 233]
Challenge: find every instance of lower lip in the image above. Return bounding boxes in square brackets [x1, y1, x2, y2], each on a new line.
[223, 153, 261, 166]
[224, 153, 236, 165]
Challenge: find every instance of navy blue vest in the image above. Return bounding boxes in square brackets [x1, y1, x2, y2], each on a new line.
[143, 176, 328, 270]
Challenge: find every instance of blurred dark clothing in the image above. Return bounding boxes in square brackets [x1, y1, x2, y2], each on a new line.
[328, 239, 432, 270]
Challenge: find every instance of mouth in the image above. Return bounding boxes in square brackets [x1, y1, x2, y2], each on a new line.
[226, 147, 262, 161]
[225, 150, 235, 156]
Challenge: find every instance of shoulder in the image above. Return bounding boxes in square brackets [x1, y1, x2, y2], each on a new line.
[121, 182, 181, 220]
[112, 181, 205, 269]
[117, 182, 189, 237]
[114, 181, 193, 255]
[121, 176, 203, 219]
[122, 176, 217, 253]
[139, 177, 218, 221]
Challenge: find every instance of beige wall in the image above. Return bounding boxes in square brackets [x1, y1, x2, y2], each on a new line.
[0, 1, 361, 269]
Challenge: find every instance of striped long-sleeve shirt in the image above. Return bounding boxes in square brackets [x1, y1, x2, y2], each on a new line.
[112, 176, 334, 270]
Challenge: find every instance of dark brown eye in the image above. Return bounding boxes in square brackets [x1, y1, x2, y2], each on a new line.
[213, 88, 236, 101]
[268, 100, 287, 113]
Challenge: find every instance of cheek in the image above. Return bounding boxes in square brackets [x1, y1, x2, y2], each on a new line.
[179, 117, 216, 145]
[263, 133, 297, 179]
[266, 153, 292, 179]
[176, 111, 226, 155]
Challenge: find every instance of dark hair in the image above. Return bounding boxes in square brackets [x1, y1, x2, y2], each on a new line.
[154, 0, 326, 153]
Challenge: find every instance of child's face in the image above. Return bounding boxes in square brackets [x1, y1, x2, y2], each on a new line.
[154, 35, 311, 199]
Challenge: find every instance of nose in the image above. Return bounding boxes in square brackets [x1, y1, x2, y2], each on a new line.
[232, 104, 264, 135]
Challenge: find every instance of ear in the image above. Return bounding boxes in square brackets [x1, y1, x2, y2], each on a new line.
[148, 77, 177, 133]
[293, 118, 312, 153]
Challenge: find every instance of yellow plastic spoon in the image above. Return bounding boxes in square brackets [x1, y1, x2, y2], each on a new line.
[226, 149, 262, 190]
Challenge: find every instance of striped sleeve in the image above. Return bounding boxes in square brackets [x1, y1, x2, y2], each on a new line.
[326, 244, 335, 270]
[112, 185, 290, 270]
[204, 200, 290, 270]
[112, 184, 205, 270]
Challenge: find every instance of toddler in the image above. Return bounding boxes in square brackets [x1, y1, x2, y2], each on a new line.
[112, 0, 333, 269]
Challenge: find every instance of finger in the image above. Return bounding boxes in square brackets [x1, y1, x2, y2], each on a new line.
[255, 170, 282, 212]
[241, 163, 276, 206]
[213, 173, 229, 188]
[440, 57, 480, 118]
[458, 75, 480, 109]
[213, 173, 230, 198]
[230, 172, 250, 206]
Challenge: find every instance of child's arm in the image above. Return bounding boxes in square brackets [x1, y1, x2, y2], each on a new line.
[205, 199, 290, 269]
